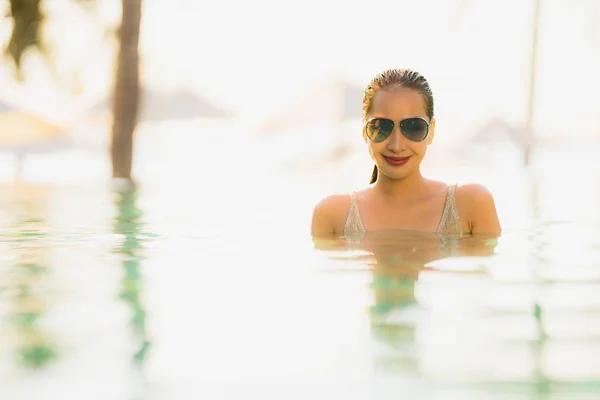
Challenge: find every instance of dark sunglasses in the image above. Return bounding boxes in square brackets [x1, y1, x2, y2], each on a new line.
[364, 117, 430, 143]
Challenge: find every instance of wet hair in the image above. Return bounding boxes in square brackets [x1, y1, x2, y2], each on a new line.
[363, 69, 435, 184]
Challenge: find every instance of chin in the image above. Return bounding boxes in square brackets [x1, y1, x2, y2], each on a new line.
[379, 169, 413, 181]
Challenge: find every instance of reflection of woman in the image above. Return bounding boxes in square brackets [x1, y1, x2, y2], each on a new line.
[362, 230, 498, 365]
[366, 232, 441, 356]
[364, 230, 497, 311]
[311, 69, 501, 241]
[313, 228, 499, 366]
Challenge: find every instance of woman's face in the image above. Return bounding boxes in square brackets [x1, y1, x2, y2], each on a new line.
[365, 87, 435, 182]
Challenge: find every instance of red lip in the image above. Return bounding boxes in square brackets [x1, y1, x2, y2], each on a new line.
[383, 155, 411, 166]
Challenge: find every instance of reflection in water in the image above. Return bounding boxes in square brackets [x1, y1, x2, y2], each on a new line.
[362, 231, 498, 378]
[313, 229, 600, 393]
[112, 188, 151, 366]
[3, 186, 57, 369]
[3, 141, 600, 398]
[315, 230, 499, 374]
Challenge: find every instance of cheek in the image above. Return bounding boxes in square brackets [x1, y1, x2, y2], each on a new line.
[367, 145, 375, 161]
[366, 141, 380, 159]
[409, 142, 429, 156]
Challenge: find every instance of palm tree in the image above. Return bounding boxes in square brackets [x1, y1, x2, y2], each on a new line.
[4, 1, 39, 73]
[110, 0, 142, 184]
[4, 0, 143, 184]
[525, 0, 542, 166]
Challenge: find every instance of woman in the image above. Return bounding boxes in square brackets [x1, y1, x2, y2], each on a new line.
[311, 69, 501, 241]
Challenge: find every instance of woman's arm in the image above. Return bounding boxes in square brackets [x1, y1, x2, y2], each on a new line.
[311, 195, 340, 238]
[458, 184, 501, 235]
[311, 192, 355, 238]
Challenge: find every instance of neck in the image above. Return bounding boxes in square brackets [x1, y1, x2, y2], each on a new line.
[374, 169, 428, 200]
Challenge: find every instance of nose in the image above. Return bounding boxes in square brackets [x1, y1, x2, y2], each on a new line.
[387, 124, 408, 153]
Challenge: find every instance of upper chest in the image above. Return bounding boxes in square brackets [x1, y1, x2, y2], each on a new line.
[355, 191, 450, 232]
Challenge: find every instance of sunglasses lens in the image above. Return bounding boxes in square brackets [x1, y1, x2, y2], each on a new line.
[365, 118, 394, 143]
[400, 118, 429, 141]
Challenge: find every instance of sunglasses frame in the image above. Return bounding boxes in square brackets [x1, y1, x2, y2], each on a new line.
[363, 117, 431, 143]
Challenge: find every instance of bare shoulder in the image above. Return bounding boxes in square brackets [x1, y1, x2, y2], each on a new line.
[311, 192, 353, 237]
[455, 182, 495, 203]
[454, 183, 501, 234]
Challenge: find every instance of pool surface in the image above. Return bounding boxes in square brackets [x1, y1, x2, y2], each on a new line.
[1, 127, 599, 399]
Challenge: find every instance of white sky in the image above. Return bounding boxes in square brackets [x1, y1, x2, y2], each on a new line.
[0, 0, 599, 138]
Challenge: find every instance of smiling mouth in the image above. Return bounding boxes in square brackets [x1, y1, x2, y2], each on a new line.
[383, 155, 411, 165]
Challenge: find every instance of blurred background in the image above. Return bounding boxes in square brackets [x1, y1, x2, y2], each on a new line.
[1, 0, 600, 399]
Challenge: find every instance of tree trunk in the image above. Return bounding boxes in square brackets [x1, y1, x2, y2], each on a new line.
[525, 0, 542, 166]
[111, 0, 143, 182]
